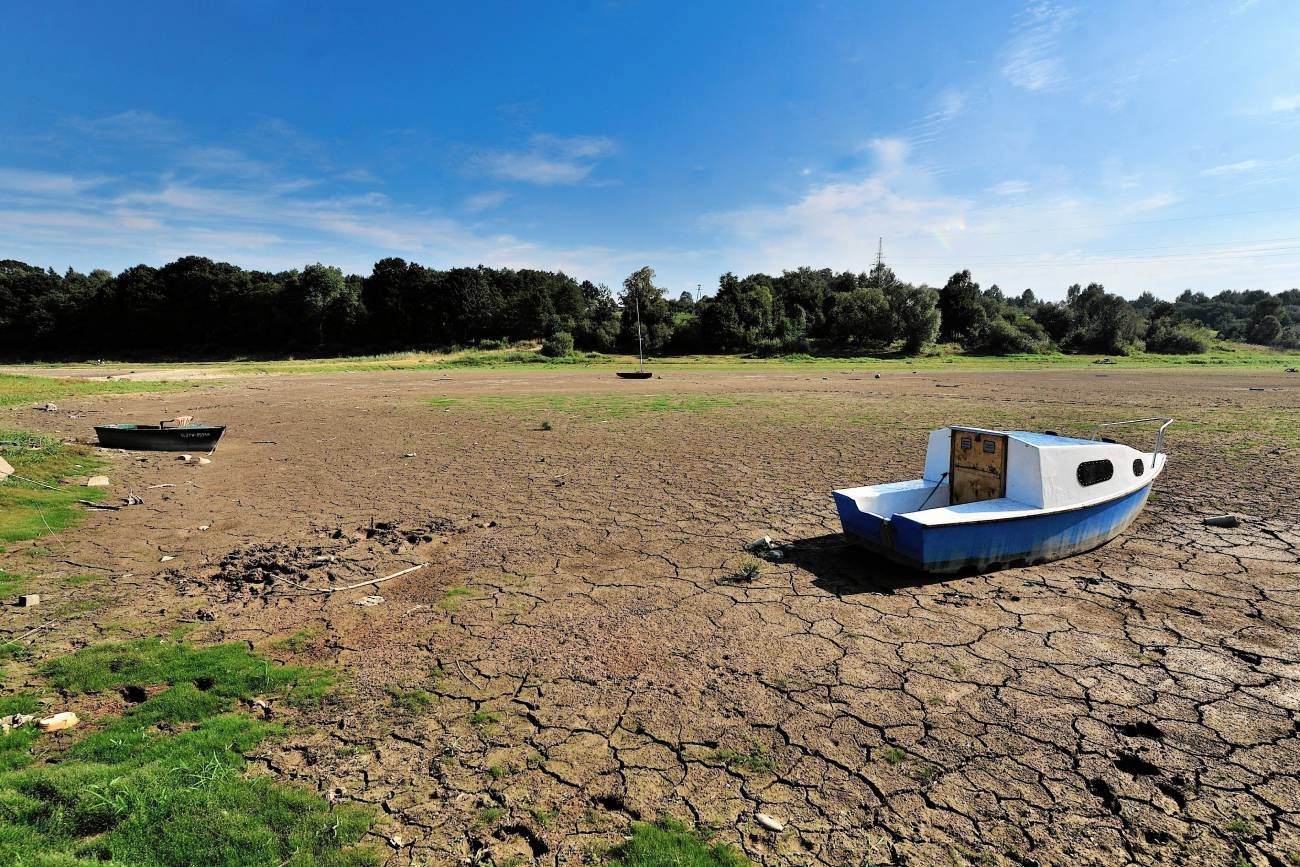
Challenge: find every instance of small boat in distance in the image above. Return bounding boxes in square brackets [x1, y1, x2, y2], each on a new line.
[617, 295, 653, 379]
[833, 418, 1172, 574]
[95, 421, 226, 452]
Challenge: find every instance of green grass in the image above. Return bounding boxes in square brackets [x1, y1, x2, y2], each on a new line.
[606, 817, 751, 867]
[439, 586, 472, 610]
[0, 373, 187, 408]
[710, 744, 777, 775]
[471, 709, 503, 727]
[8, 340, 1298, 376]
[0, 570, 29, 597]
[0, 639, 376, 866]
[385, 686, 435, 715]
[878, 745, 907, 765]
[0, 430, 105, 544]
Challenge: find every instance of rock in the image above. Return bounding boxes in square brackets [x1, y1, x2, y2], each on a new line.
[160, 555, 176, 563]
[1285, 367, 1297, 373]
[38, 711, 80, 733]
[18, 594, 41, 607]
[355, 595, 384, 606]
[755, 812, 785, 832]
[874, 373, 881, 379]
[86, 475, 110, 487]
[198, 524, 209, 531]
[195, 608, 216, 621]
[0, 456, 13, 481]
[39, 403, 57, 411]
[1, 713, 36, 734]
[197, 457, 212, 465]
[403, 452, 416, 458]
[1204, 515, 1240, 528]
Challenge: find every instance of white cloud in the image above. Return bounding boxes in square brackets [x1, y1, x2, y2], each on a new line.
[0, 169, 111, 196]
[463, 190, 510, 212]
[867, 137, 909, 170]
[989, 180, 1031, 196]
[1002, 2, 1076, 92]
[1268, 93, 1300, 114]
[473, 134, 616, 185]
[1127, 192, 1181, 212]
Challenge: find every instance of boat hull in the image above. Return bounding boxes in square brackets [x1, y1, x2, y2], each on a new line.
[95, 425, 225, 452]
[834, 481, 1153, 574]
[616, 371, 653, 379]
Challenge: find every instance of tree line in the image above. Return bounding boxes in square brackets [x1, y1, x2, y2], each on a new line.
[1, 255, 1297, 360]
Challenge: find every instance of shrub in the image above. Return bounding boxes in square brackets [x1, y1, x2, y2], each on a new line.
[540, 331, 575, 357]
[1145, 320, 1211, 354]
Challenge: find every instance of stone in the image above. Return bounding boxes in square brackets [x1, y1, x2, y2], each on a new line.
[1, 713, 35, 734]
[86, 476, 110, 487]
[197, 457, 212, 465]
[39, 402, 57, 411]
[160, 555, 175, 563]
[198, 524, 209, 531]
[755, 812, 785, 832]
[38, 711, 80, 733]
[0, 456, 13, 481]
[18, 594, 41, 607]
[1204, 515, 1240, 528]
[355, 595, 384, 606]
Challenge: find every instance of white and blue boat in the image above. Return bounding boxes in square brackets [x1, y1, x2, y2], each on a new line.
[833, 418, 1172, 574]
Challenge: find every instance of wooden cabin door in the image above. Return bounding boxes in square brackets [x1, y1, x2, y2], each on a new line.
[949, 430, 1008, 505]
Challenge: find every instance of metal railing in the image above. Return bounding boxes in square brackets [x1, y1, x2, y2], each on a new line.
[1088, 417, 1174, 458]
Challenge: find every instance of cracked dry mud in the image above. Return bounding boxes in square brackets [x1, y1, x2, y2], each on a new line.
[4, 367, 1299, 866]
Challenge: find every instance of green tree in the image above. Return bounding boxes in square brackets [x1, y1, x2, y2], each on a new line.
[937, 270, 987, 345]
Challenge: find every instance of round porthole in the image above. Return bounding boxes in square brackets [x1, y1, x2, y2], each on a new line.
[1133, 458, 1144, 476]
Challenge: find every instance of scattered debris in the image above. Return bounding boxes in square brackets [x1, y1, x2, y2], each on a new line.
[38, 711, 80, 733]
[935, 383, 960, 388]
[178, 454, 193, 462]
[1, 713, 35, 734]
[198, 524, 210, 531]
[78, 499, 120, 510]
[747, 535, 785, 561]
[148, 483, 176, 489]
[1204, 515, 1240, 528]
[160, 555, 176, 563]
[195, 608, 216, 621]
[1094, 358, 1117, 365]
[250, 698, 273, 718]
[86, 475, 110, 487]
[197, 457, 212, 465]
[0, 456, 13, 481]
[253, 440, 277, 444]
[402, 452, 416, 458]
[874, 373, 881, 379]
[755, 813, 785, 832]
[354, 595, 384, 606]
[18, 594, 41, 607]
[39, 402, 57, 411]
[123, 494, 144, 506]
[1285, 367, 1297, 373]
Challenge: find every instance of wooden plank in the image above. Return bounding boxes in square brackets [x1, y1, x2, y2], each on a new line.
[950, 430, 1008, 505]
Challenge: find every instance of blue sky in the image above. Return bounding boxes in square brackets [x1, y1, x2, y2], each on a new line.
[3, 0, 1299, 299]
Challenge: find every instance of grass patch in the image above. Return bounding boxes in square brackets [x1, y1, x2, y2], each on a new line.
[0, 639, 375, 865]
[385, 686, 435, 715]
[878, 745, 907, 765]
[607, 817, 751, 867]
[439, 586, 472, 611]
[471, 709, 503, 728]
[0, 569, 29, 597]
[710, 744, 777, 774]
[0, 430, 106, 544]
[0, 373, 188, 408]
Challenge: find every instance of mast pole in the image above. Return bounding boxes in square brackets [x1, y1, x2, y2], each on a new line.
[635, 295, 644, 371]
